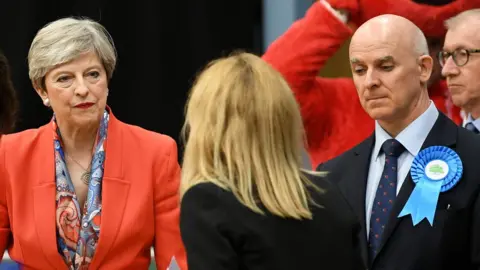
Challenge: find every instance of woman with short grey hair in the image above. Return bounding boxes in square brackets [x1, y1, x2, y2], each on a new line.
[28, 17, 117, 91]
[0, 17, 187, 269]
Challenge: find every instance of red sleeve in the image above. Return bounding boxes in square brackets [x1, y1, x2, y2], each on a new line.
[0, 139, 10, 260]
[261, 2, 358, 151]
[153, 137, 188, 270]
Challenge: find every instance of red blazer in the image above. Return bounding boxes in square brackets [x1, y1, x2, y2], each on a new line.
[262, 2, 462, 168]
[0, 109, 187, 270]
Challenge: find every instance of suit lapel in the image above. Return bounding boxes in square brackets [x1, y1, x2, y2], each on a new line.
[33, 125, 68, 270]
[376, 113, 457, 257]
[335, 134, 374, 265]
[89, 111, 130, 269]
[32, 110, 130, 269]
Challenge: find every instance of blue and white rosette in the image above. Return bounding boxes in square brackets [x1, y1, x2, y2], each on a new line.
[398, 146, 463, 226]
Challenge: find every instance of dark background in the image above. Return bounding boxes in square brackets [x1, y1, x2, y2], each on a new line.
[0, 0, 262, 158]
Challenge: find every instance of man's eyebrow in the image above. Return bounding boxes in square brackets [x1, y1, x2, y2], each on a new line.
[376, 55, 394, 63]
[350, 58, 360, 64]
[350, 55, 394, 64]
[443, 45, 467, 51]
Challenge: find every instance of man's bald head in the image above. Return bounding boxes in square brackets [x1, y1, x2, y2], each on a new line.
[348, 14, 434, 131]
[351, 14, 429, 57]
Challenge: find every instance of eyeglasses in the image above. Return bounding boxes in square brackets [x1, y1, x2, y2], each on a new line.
[438, 48, 480, 67]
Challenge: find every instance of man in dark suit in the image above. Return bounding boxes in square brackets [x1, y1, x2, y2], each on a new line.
[318, 14, 480, 270]
[441, 9, 480, 134]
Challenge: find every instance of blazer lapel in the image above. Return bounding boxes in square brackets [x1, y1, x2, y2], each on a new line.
[89, 111, 131, 269]
[335, 134, 375, 265]
[376, 113, 457, 257]
[33, 125, 68, 270]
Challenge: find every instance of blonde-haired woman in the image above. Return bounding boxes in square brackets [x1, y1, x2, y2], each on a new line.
[0, 17, 187, 269]
[180, 52, 363, 270]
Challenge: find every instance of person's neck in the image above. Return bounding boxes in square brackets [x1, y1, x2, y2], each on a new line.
[468, 106, 480, 120]
[57, 119, 99, 158]
[379, 92, 430, 138]
[460, 98, 480, 120]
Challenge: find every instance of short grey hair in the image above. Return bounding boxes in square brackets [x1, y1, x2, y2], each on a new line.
[412, 26, 429, 56]
[445, 9, 480, 30]
[28, 17, 117, 89]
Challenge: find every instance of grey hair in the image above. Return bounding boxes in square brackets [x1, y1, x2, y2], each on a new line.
[412, 26, 429, 56]
[445, 9, 480, 30]
[28, 17, 117, 90]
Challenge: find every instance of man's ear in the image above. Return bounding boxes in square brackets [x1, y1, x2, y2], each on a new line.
[418, 54, 434, 85]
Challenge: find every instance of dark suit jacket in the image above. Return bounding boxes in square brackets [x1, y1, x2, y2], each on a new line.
[317, 113, 480, 270]
[180, 176, 364, 270]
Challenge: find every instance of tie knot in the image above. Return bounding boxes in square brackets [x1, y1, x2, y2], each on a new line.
[465, 122, 479, 134]
[382, 139, 405, 157]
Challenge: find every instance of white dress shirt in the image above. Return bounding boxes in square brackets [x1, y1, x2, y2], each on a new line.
[365, 101, 439, 239]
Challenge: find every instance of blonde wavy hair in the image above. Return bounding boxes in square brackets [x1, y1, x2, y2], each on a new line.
[181, 52, 323, 220]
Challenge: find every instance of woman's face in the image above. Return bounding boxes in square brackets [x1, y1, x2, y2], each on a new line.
[37, 51, 108, 128]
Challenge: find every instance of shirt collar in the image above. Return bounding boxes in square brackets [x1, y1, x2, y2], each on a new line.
[463, 113, 480, 130]
[372, 101, 439, 160]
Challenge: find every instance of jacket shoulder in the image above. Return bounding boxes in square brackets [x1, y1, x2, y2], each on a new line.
[457, 127, 480, 148]
[455, 127, 480, 164]
[182, 183, 229, 207]
[0, 125, 48, 151]
[316, 138, 369, 172]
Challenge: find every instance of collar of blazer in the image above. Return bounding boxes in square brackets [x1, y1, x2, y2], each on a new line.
[334, 111, 457, 265]
[32, 105, 130, 270]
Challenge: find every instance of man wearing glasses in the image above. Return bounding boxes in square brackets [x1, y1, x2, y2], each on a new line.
[441, 9, 480, 134]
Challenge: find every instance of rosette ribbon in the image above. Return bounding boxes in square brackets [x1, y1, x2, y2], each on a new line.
[398, 146, 463, 226]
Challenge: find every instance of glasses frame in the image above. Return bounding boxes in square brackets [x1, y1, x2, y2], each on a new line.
[438, 48, 480, 67]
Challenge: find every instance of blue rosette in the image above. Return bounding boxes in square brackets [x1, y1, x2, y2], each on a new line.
[398, 146, 463, 226]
